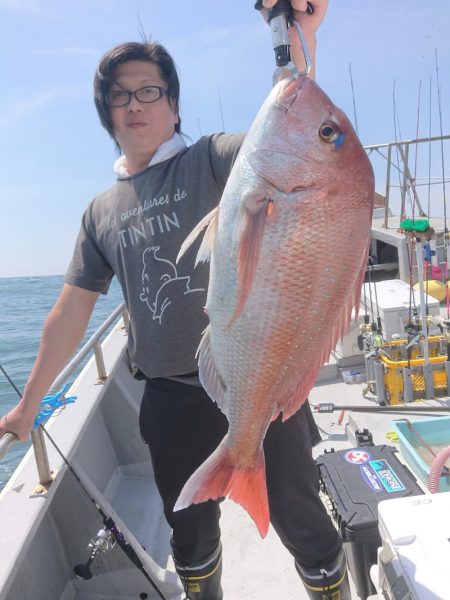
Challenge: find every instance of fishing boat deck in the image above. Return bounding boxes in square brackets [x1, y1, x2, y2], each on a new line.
[1, 320, 449, 600]
[71, 365, 450, 600]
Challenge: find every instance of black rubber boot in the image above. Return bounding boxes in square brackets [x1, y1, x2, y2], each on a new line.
[175, 546, 223, 600]
[295, 547, 351, 600]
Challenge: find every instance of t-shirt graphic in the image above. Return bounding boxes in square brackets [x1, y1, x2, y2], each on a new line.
[139, 245, 204, 324]
[65, 133, 244, 378]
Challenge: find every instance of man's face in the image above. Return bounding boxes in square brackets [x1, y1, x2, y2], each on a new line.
[109, 60, 179, 158]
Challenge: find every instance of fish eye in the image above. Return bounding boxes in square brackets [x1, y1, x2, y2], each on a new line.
[319, 120, 341, 143]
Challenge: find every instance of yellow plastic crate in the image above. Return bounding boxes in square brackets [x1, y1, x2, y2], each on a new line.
[378, 336, 448, 404]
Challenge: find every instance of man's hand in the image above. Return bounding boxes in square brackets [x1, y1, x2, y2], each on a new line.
[260, 0, 329, 78]
[262, 0, 328, 37]
[0, 284, 99, 444]
[0, 406, 33, 442]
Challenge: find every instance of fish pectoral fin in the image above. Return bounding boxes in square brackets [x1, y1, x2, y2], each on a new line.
[176, 206, 219, 265]
[197, 324, 227, 413]
[230, 195, 271, 324]
[174, 438, 270, 538]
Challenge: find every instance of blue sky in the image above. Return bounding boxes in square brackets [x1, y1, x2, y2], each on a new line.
[0, 0, 449, 277]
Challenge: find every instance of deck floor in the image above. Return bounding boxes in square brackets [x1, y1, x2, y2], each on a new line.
[5, 348, 449, 600]
[96, 372, 450, 600]
[101, 374, 412, 600]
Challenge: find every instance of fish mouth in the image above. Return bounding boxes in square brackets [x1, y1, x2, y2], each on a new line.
[277, 76, 309, 110]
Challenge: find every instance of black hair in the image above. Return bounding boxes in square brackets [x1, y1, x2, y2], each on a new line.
[94, 41, 181, 151]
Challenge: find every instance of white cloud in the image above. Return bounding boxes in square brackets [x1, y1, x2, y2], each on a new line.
[0, 92, 56, 128]
[0, 83, 90, 129]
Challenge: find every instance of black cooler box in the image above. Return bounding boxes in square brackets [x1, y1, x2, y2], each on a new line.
[316, 444, 423, 600]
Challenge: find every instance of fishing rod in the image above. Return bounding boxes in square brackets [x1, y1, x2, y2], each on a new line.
[0, 364, 23, 397]
[394, 82, 418, 338]
[427, 77, 433, 218]
[435, 49, 449, 319]
[412, 80, 434, 323]
[348, 62, 359, 137]
[393, 79, 406, 220]
[393, 80, 438, 389]
[412, 79, 422, 214]
[366, 257, 382, 335]
[312, 401, 450, 414]
[0, 363, 169, 600]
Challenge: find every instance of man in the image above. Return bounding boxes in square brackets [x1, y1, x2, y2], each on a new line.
[1, 2, 351, 598]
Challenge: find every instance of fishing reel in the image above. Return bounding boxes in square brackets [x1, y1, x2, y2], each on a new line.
[74, 526, 117, 580]
[359, 317, 383, 354]
[73, 518, 163, 599]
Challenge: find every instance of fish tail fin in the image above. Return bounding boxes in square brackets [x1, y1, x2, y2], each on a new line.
[228, 454, 269, 538]
[173, 439, 270, 538]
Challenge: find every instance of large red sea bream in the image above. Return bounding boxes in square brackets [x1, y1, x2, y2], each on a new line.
[174, 75, 375, 536]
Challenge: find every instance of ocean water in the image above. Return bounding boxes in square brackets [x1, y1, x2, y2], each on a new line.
[0, 275, 124, 491]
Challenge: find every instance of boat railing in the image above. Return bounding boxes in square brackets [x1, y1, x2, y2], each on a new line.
[0, 304, 129, 491]
[365, 133, 450, 229]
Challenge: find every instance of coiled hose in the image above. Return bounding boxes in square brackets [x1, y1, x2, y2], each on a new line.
[428, 445, 450, 493]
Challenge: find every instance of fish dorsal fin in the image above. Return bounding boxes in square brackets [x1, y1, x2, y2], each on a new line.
[230, 195, 271, 324]
[176, 206, 219, 265]
[197, 324, 228, 413]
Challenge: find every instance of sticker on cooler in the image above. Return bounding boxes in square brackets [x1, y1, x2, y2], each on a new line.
[369, 459, 406, 492]
[344, 450, 406, 492]
[344, 449, 372, 464]
[360, 459, 406, 493]
[360, 464, 384, 492]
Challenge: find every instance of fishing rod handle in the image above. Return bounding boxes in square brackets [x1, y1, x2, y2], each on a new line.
[313, 403, 335, 413]
[0, 432, 18, 461]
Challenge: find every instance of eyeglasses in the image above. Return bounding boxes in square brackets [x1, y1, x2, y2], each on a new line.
[105, 85, 169, 107]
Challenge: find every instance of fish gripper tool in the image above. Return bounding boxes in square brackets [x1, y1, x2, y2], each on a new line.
[254, 0, 313, 84]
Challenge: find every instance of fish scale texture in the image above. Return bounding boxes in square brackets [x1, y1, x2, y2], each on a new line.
[174, 76, 374, 537]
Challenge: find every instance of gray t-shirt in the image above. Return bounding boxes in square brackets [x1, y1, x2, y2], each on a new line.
[65, 133, 244, 379]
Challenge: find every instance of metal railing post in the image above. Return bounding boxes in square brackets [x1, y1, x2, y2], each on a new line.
[384, 144, 392, 228]
[31, 428, 53, 488]
[94, 340, 107, 382]
[399, 143, 409, 220]
[121, 306, 130, 333]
